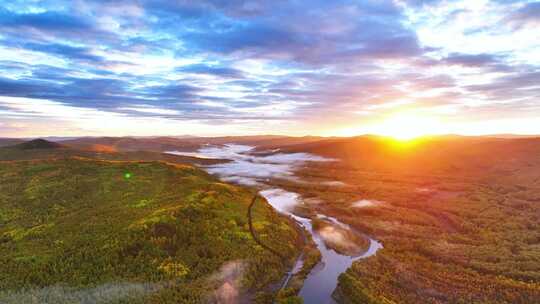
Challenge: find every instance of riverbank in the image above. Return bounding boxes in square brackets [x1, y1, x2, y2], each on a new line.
[167, 145, 383, 303]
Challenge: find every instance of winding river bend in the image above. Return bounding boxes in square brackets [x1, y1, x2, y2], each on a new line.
[168, 145, 382, 303]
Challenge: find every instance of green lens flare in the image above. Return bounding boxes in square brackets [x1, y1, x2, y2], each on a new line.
[124, 172, 132, 179]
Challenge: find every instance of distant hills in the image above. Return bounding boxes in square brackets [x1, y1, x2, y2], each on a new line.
[12, 138, 64, 150]
[6, 133, 536, 179]
[52, 135, 324, 153]
[0, 139, 224, 165]
[2, 133, 538, 151]
[0, 138, 25, 147]
[3, 135, 540, 178]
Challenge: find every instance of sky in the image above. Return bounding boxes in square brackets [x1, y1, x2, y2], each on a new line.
[0, 0, 539, 137]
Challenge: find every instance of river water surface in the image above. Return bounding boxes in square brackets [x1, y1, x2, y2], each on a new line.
[167, 145, 382, 303]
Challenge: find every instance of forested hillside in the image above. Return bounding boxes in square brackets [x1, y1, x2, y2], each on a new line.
[0, 158, 301, 303]
[268, 136, 540, 303]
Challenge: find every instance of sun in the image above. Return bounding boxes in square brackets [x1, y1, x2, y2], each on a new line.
[371, 113, 441, 140]
[330, 111, 446, 139]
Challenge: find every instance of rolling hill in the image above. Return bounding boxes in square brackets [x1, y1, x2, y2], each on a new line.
[60, 135, 326, 153]
[11, 138, 65, 150]
[0, 138, 25, 148]
[261, 135, 540, 303]
[0, 139, 226, 166]
[264, 135, 540, 177]
[0, 146, 302, 303]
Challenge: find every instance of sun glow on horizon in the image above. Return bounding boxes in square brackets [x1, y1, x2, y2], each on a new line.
[332, 111, 446, 140]
[371, 113, 442, 140]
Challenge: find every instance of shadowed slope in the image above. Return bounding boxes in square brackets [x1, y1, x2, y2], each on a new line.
[12, 139, 64, 150]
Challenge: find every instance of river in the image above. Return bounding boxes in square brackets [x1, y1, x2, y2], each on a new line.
[167, 144, 382, 303]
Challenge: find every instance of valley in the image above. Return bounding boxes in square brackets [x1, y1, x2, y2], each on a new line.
[168, 144, 383, 303]
[0, 135, 539, 303]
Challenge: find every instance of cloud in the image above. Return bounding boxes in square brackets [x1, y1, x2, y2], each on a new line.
[505, 2, 540, 29]
[0, 9, 91, 31]
[441, 53, 503, 67]
[183, 22, 306, 56]
[351, 199, 385, 208]
[0, 96, 271, 137]
[119, 106, 182, 115]
[0, 73, 203, 115]
[254, 152, 334, 164]
[402, 0, 443, 7]
[148, 0, 423, 64]
[176, 64, 245, 78]
[0, 6, 115, 44]
[463, 70, 540, 105]
[320, 181, 347, 187]
[259, 189, 302, 213]
[19, 42, 104, 63]
[0, 0, 539, 136]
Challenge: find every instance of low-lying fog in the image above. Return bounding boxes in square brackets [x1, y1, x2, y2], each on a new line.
[351, 199, 385, 208]
[168, 144, 332, 186]
[167, 144, 382, 304]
